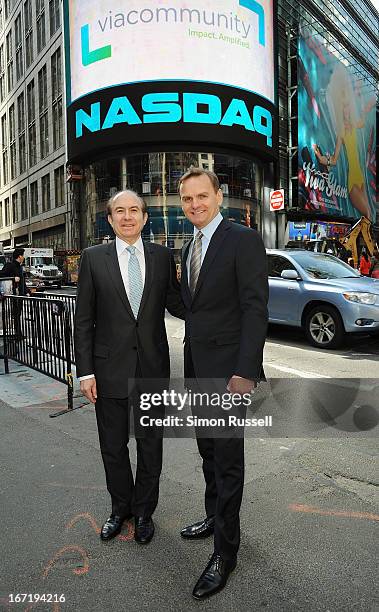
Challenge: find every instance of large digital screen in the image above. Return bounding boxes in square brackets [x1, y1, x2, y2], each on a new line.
[298, 27, 377, 221]
[64, 0, 276, 162]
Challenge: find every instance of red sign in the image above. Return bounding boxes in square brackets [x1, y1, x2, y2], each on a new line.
[270, 189, 284, 211]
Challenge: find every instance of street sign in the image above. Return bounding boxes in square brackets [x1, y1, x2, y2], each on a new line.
[270, 189, 284, 211]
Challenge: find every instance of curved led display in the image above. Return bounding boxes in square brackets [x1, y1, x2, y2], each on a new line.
[64, 0, 277, 161]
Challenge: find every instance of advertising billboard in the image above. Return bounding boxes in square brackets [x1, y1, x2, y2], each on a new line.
[64, 0, 276, 162]
[298, 28, 377, 221]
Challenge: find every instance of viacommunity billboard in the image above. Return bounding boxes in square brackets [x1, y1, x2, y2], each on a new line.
[64, 0, 277, 161]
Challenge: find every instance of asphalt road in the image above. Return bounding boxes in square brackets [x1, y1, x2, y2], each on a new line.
[0, 312, 378, 611]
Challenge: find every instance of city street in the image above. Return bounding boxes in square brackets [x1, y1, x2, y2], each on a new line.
[0, 313, 378, 612]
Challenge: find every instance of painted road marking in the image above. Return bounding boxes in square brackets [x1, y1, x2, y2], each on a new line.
[266, 363, 331, 378]
[65, 511, 134, 541]
[289, 503, 379, 522]
[42, 545, 90, 578]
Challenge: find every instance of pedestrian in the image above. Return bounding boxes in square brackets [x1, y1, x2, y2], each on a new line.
[74, 190, 185, 544]
[346, 249, 355, 268]
[359, 249, 371, 276]
[178, 168, 268, 600]
[1, 248, 28, 295]
[0, 248, 28, 339]
[370, 249, 379, 278]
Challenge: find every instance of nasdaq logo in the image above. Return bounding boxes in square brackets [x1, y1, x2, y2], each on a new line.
[75, 92, 273, 147]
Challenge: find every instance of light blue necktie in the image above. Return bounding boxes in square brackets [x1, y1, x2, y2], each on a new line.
[126, 245, 143, 318]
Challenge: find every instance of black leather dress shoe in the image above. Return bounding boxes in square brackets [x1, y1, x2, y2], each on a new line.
[100, 514, 132, 541]
[134, 517, 155, 544]
[180, 516, 215, 539]
[192, 553, 237, 600]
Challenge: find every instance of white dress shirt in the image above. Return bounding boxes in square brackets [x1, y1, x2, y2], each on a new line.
[78, 235, 146, 382]
[186, 212, 224, 279]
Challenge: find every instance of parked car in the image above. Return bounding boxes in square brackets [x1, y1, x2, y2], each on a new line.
[267, 249, 379, 349]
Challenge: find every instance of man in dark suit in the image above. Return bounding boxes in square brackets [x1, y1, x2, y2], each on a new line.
[179, 168, 268, 599]
[1, 248, 28, 295]
[1, 248, 28, 338]
[74, 190, 184, 544]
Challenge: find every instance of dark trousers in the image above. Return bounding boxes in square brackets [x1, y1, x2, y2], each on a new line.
[95, 385, 163, 519]
[196, 435, 244, 562]
[186, 346, 245, 562]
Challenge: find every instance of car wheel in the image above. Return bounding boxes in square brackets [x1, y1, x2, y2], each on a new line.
[305, 305, 345, 349]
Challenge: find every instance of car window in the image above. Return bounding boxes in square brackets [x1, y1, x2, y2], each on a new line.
[291, 252, 361, 279]
[268, 255, 297, 278]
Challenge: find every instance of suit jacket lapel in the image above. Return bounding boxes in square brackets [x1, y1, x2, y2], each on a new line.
[138, 241, 154, 316]
[192, 219, 231, 302]
[181, 239, 192, 306]
[105, 241, 135, 320]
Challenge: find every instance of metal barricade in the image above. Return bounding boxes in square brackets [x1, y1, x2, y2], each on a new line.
[34, 292, 76, 365]
[1, 294, 74, 413]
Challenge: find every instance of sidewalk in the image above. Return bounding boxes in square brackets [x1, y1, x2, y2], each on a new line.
[0, 355, 378, 611]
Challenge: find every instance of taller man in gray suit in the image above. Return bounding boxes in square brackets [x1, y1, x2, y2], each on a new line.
[179, 168, 268, 599]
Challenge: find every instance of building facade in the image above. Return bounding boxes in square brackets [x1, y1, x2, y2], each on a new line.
[0, 0, 71, 250]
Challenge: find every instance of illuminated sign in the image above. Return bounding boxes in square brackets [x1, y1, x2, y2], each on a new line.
[75, 92, 273, 146]
[64, 0, 277, 161]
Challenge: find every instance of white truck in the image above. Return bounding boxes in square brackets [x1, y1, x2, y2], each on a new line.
[23, 247, 63, 289]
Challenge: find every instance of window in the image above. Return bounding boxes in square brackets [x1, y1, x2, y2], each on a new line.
[28, 123, 36, 166]
[49, 0, 60, 36]
[24, 0, 33, 68]
[1, 113, 8, 148]
[36, 0, 46, 54]
[19, 133, 26, 174]
[20, 186, 27, 219]
[27, 79, 36, 166]
[9, 104, 15, 141]
[54, 165, 65, 207]
[38, 64, 47, 110]
[52, 97, 63, 149]
[4, 196, 11, 226]
[12, 192, 18, 223]
[17, 92, 25, 132]
[0, 45, 5, 102]
[2, 113, 8, 185]
[38, 65, 49, 158]
[51, 47, 62, 99]
[30, 180, 38, 216]
[40, 111, 49, 159]
[6, 30, 13, 93]
[10, 141, 17, 179]
[18, 93, 26, 174]
[5, 1, 13, 21]
[0, 201, 3, 228]
[267, 255, 297, 278]
[27, 79, 35, 122]
[51, 48, 63, 149]
[41, 173, 50, 212]
[15, 13, 23, 81]
[9, 104, 16, 179]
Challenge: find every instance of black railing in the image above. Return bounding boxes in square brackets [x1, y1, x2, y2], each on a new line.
[1, 295, 74, 413]
[35, 292, 76, 365]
